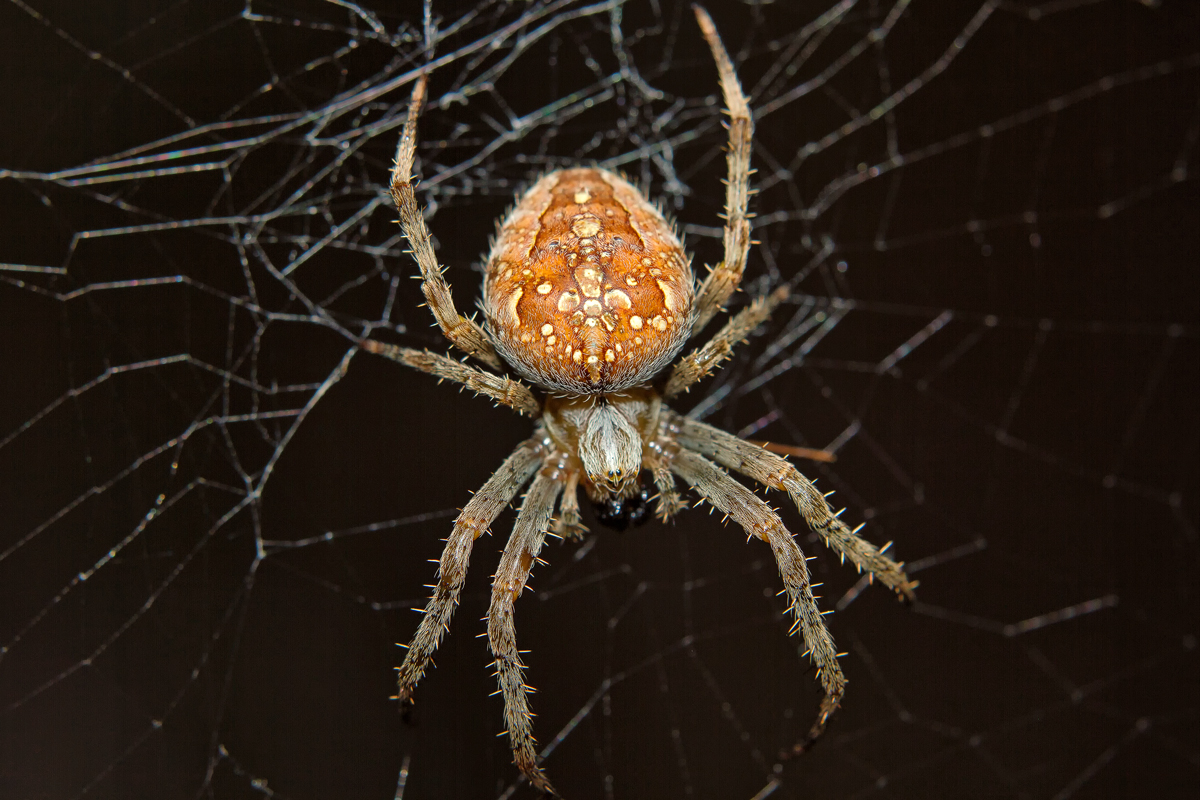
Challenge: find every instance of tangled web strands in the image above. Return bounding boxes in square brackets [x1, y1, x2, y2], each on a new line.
[1, 1, 1197, 798]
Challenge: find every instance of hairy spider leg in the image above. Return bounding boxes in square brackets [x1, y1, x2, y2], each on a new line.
[390, 74, 503, 369]
[672, 414, 917, 600]
[488, 472, 562, 796]
[361, 342, 539, 417]
[669, 447, 846, 751]
[395, 440, 542, 703]
[666, 285, 788, 398]
[690, 5, 755, 336]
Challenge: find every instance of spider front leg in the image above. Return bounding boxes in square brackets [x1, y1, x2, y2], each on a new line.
[672, 414, 917, 600]
[391, 74, 503, 370]
[489, 471, 562, 796]
[691, 6, 755, 335]
[669, 448, 846, 751]
[395, 439, 543, 705]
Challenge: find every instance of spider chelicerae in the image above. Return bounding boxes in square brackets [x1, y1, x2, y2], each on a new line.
[363, 7, 916, 795]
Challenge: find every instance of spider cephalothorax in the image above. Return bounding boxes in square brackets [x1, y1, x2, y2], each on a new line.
[362, 7, 916, 796]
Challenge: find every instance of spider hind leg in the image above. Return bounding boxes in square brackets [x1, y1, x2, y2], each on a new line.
[672, 414, 917, 601]
[669, 447, 847, 752]
[394, 439, 543, 705]
[488, 472, 563, 795]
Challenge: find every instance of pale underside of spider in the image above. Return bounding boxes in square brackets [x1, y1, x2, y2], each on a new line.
[361, 7, 916, 796]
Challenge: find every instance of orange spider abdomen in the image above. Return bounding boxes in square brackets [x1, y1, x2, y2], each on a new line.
[483, 168, 695, 394]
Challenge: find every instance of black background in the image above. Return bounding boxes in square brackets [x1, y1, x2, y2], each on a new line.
[1, 1, 1197, 798]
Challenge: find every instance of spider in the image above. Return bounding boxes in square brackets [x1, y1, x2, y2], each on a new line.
[362, 7, 915, 795]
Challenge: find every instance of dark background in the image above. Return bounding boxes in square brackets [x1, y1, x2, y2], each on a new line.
[1, 1, 1197, 798]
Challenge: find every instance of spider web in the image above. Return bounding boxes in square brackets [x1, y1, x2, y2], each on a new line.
[1, 0, 1197, 798]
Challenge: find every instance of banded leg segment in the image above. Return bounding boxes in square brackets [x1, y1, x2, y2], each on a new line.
[363, 342, 540, 418]
[672, 413, 916, 600]
[395, 439, 542, 703]
[665, 286, 787, 398]
[488, 472, 562, 795]
[391, 74, 503, 369]
[691, 6, 755, 336]
[669, 448, 845, 749]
